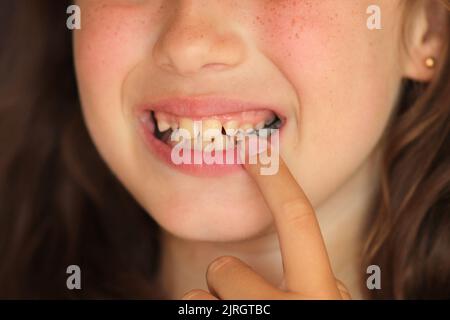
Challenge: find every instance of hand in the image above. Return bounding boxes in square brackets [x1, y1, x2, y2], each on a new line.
[181, 144, 351, 300]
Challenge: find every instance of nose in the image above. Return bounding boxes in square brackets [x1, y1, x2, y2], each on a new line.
[153, 1, 246, 76]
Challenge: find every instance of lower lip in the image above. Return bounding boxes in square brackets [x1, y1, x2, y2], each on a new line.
[138, 120, 246, 177]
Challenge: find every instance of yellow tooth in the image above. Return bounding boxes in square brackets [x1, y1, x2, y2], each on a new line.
[240, 123, 255, 133]
[179, 118, 200, 140]
[202, 119, 222, 142]
[203, 135, 227, 152]
[157, 119, 171, 132]
[223, 120, 239, 136]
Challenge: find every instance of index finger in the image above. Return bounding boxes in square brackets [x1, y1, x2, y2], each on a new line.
[241, 142, 339, 298]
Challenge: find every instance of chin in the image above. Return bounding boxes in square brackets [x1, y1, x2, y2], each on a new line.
[143, 181, 275, 242]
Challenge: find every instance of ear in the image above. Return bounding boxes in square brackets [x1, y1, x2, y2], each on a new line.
[402, 1, 447, 82]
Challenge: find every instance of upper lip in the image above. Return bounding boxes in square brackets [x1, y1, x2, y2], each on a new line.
[137, 96, 286, 120]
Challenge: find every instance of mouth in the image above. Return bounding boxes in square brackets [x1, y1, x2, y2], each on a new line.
[151, 109, 282, 149]
[136, 97, 286, 176]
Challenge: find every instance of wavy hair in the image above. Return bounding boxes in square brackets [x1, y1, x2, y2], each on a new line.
[0, 1, 449, 299]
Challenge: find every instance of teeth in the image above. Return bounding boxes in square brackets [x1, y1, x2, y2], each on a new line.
[240, 123, 256, 134]
[157, 120, 171, 132]
[202, 119, 222, 142]
[156, 113, 278, 150]
[208, 135, 231, 152]
[179, 118, 200, 140]
[169, 128, 190, 148]
[223, 120, 239, 136]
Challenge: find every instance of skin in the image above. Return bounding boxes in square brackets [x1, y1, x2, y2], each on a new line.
[73, 0, 444, 298]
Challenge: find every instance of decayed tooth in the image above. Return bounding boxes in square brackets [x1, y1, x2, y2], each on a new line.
[157, 119, 171, 132]
[255, 121, 265, 130]
[179, 118, 200, 140]
[202, 119, 222, 142]
[204, 134, 228, 152]
[223, 120, 239, 136]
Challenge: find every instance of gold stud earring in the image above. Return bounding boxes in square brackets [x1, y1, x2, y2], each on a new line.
[425, 57, 436, 69]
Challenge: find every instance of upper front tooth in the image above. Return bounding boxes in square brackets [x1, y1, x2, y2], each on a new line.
[202, 119, 222, 141]
[179, 118, 200, 140]
[223, 120, 239, 136]
[157, 119, 171, 132]
[240, 123, 255, 133]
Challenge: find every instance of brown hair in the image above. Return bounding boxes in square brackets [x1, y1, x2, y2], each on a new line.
[0, 1, 448, 299]
[362, 0, 450, 299]
[0, 1, 161, 299]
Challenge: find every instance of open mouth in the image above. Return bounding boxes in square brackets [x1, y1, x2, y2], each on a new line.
[147, 109, 283, 151]
[136, 97, 286, 175]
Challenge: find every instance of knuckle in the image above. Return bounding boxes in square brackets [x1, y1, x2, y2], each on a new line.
[281, 199, 314, 227]
[207, 256, 239, 276]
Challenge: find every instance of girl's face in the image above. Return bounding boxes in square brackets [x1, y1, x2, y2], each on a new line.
[74, 0, 408, 241]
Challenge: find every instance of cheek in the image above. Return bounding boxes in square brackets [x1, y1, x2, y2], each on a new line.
[254, 0, 402, 204]
[73, 2, 166, 107]
[255, 0, 401, 86]
[73, 3, 161, 156]
[74, 4, 152, 101]
[257, 0, 402, 130]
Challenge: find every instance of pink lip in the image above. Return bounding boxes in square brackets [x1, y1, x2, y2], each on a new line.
[135, 96, 286, 177]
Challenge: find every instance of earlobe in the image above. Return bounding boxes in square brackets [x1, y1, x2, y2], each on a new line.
[402, 2, 447, 82]
[403, 36, 442, 82]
